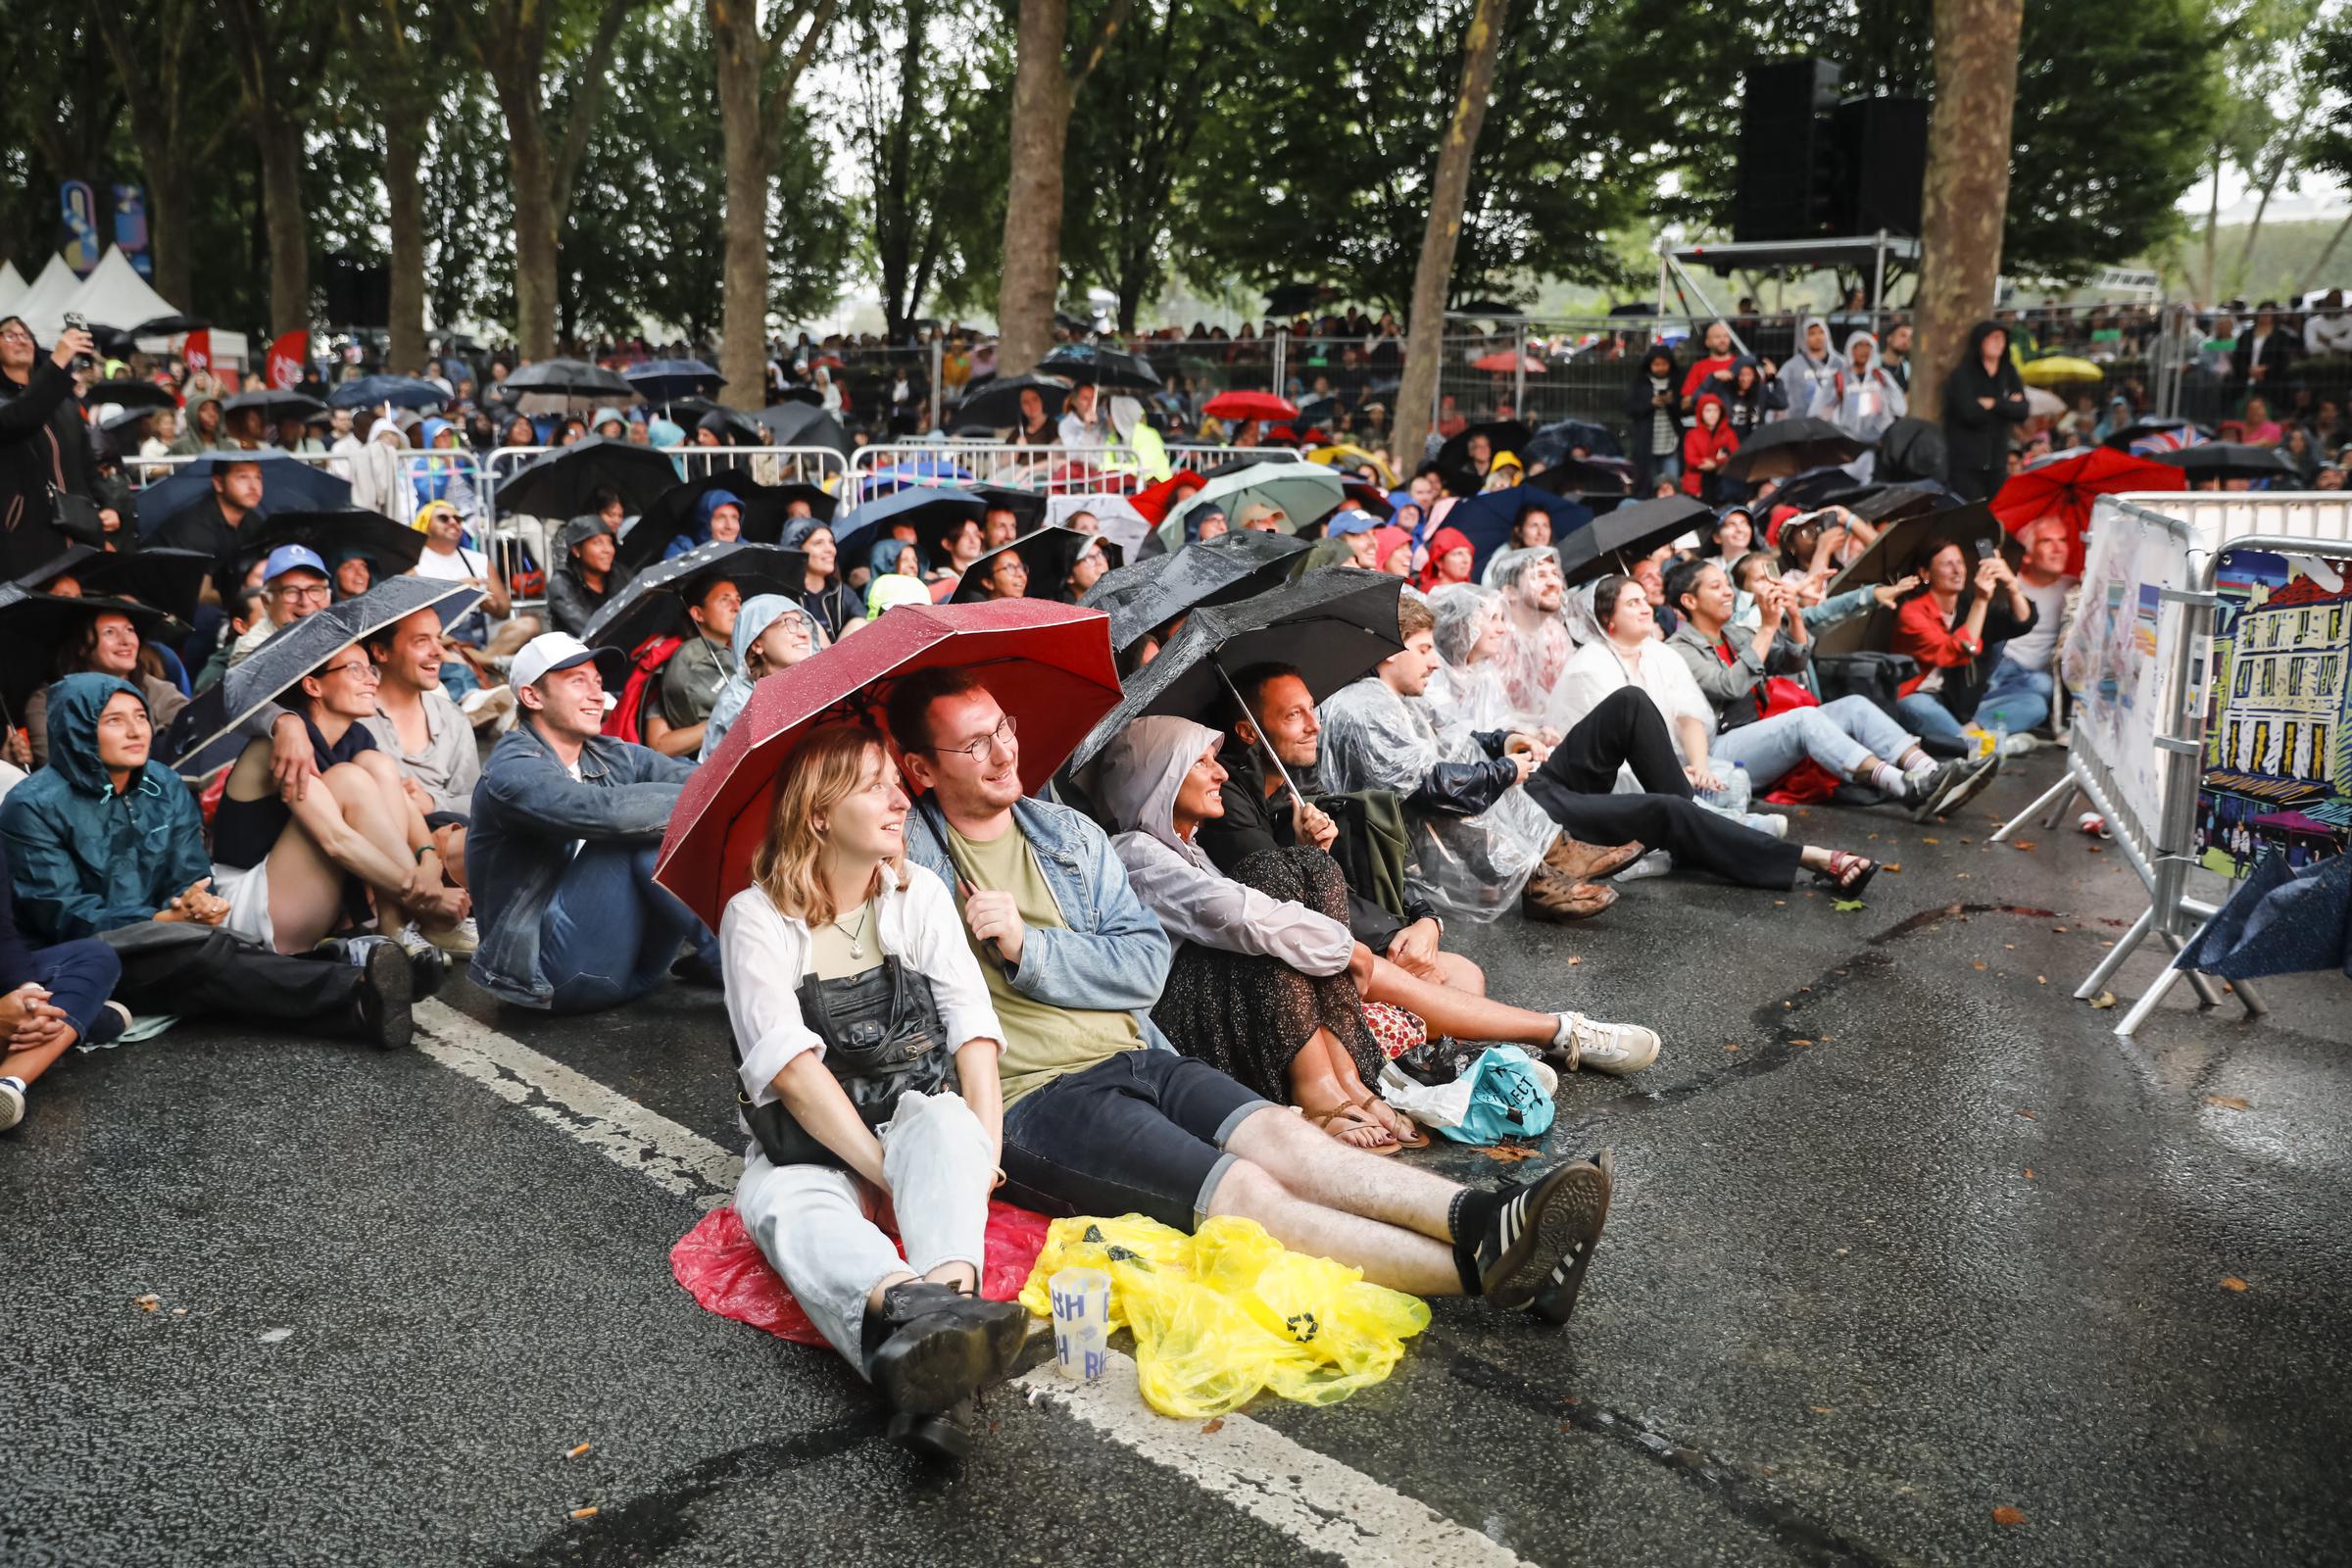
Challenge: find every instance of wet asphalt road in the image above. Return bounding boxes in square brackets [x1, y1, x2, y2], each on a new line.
[6, 752, 2351, 1568]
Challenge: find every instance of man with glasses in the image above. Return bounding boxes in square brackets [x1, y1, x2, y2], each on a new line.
[226, 545, 334, 669]
[468, 632, 719, 1013]
[888, 666, 1623, 1329]
[0, 315, 102, 579]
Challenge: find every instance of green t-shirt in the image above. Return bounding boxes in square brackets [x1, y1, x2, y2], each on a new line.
[943, 820, 1142, 1104]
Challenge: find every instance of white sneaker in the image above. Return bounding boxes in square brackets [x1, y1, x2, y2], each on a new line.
[1552, 1011, 1662, 1075]
[2000, 732, 2040, 758]
[0, 1077, 24, 1132]
[1613, 850, 1672, 882]
[424, 916, 480, 956]
[1744, 812, 1788, 840]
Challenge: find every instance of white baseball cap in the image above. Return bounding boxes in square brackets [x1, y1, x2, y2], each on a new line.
[510, 631, 626, 692]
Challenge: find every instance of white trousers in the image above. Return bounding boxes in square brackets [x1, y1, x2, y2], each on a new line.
[733, 1089, 996, 1369]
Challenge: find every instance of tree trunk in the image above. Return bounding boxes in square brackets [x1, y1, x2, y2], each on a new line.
[995, 0, 1075, 375]
[146, 168, 192, 309]
[386, 119, 427, 374]
[1908, 0, 2023, 425]
[2298, 209, 2352, 293]
[711, 0, 769, 410]
[2199, 149, 2222, 307]
[256, 102, 311, 337]
[1391, 0, 1510, 469]
[503, 98, 561, 360]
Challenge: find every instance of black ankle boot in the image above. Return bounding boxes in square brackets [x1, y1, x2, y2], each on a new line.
[886, 1397, 980, 1462]
[860, 1282, 1030, 1421]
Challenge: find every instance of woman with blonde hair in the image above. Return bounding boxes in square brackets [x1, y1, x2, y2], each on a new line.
[721, 722, 1026, 1462]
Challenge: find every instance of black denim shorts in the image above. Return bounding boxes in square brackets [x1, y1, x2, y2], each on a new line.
[998, 1049, 1269, 1231]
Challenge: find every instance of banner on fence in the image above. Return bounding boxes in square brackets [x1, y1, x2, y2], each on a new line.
[2059, 497, 2194, 843]
[2195, 548, 2352, 879]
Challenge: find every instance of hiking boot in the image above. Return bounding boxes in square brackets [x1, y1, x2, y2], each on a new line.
[886, 1397, 981, 1463]
[1548, 1010, 1661, 1075]
[862, 1282, 1031, 1419]
[1471, 1155, 1613, 1313]
[1544, 834, 1644, 883]
[1907, 753, 2001, 823]
[1530, 1152, 1615, 1326]
[1521, 869, 1617, 923]
[347, 936, 415, 1051]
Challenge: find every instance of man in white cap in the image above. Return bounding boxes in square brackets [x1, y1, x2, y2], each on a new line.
[467, 632, 718, 1012]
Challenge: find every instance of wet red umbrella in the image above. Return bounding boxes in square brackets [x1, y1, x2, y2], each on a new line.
[654, 599, 1121, 929]
[1131, 468, 1207, 525]
[1202, 391, 1298, 424]
[1471, 350, 1547, 374]
[1989, 446, 2182, 575]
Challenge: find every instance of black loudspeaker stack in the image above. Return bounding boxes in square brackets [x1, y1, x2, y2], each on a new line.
[1733, 60, 1929, 243]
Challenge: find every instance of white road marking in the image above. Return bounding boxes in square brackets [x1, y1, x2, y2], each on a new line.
[1022, 1352, 1537, 1568]
[414, 1000, 1531, 1564]
[413, 999, 739, 1204]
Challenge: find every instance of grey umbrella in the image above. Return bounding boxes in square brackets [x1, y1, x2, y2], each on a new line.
[1078, 530, 1312, 655]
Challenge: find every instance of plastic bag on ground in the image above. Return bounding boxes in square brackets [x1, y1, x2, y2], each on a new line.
[672, 1199, 1053, 1348]
[1017, 1213, 1430, 1418]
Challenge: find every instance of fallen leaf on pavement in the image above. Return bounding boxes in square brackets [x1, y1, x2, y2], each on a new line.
[1834, 898, 1866, 911]
[1973, 960, 1988, 970]
[2203, 1096, 2250, 1110]
[2088, 846, 2104, 854]
[1201, 1417, 1225, 1434]
[2221, 1276, 2250, 1293]
[2023, 1167, 2034, 1179]
[1483, 1145, 1537, 1162]
[1883, 862, 1901, 873]
[1809, 1405, 1835, 1414]
[1992, 1505, 2027, 1527]
[1725, 1043, 1741, 1052]
[2012, 841, 2036, 852]
[2017, 1107, 2037, 1120]
[2088, 991, 2118, 1009]
[1922, 836, 1940, 844]
[1791, 1039, 1814, 1047]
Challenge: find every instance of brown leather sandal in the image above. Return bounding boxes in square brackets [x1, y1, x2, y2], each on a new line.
[1354, 1096, 1432, 1150]
[1305, 1103, 1401, 1154]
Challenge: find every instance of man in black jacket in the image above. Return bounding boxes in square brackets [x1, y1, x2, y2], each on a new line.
[2229, 302, 2297, 395]
[154, 457, 268, 599]
[0, 317, 101, 580]
[1939, 320, 2030, 502]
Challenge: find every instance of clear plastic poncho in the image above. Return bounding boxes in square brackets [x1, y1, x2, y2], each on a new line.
[1423, 584, 1519, 750]
[1316, 676, 1557, 923]
[1485, 546, 1577, 731]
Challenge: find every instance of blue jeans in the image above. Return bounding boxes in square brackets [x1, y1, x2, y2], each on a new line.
[999, 1051, 1268, 1232]
[538, 842, 715, 1014]
[20, 939, 123, 1045]
[1708, 695, 1917, 789]
[1977, 657, 2053, 735]
[1895, 692, 1970, 742]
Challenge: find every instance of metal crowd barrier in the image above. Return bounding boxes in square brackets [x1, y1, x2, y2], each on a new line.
[845, 443, 1300, 509]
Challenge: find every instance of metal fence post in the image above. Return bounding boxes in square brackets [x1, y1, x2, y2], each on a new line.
[1272, 328, 1288, 396]
[929, 334, 943, 432]
[1513, 322, 1529, 418]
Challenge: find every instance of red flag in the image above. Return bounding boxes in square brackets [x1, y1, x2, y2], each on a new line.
[266, 330, 309, 390]
[181, 329, 212, 377]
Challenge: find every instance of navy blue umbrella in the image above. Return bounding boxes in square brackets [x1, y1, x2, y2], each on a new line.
[1449, 486, 1593, 578]
[625, 359, 726, 403]
[832, 485, 991, 567]
[328, 374, 448, 412]
[136, 451, 354, 538]
[2176, 851, 2351, 981]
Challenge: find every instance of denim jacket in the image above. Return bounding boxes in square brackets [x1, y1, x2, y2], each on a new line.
[903, 794, 1176, 1052]
[468, 720, 694, 1007]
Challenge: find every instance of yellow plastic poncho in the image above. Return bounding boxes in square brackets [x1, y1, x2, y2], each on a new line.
[1018, 1212, 1431, 1419]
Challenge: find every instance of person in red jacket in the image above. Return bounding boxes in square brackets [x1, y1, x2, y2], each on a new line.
[1889, 541, 2037, 746]
[1681, 394, 1740, 503]
[1679, 320, 1739, 411]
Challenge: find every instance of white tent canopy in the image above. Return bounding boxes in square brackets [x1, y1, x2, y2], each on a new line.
[53, 246, 180, 338]
[11, 254, 83, 341]
[0, 260, 26, 317]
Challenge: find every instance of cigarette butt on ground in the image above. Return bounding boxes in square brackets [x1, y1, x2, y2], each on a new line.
[566, 1443, 592, 1459]
[570, 1506, 599, 1519]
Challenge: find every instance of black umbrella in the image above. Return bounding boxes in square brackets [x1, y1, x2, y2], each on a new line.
[1435, 420, 1535, 486]
[1526, 417, 1623, 464]
[617, 470, 819, 576]
[832, 485, 991, 568]
[767, 383, 824, 408]
[1722, 417, 1869, 482]
[1874, 416, 1947, 483]
[972, 482, 1051, 534]
[227, 509, 426, 576]
[1070, 566, 1403, 772]
[1524, 455, 1634, 498]
[753, 401, 853, 458]
[99, 406, 160, 440]
[328, 375, 448, 413]
[1843, 482, 1960, 524]
[624, 359, 725, 403]
[162, 575, 484, 766]
[1039, 343, 1163, 390]
[504, 358, 638, 403]
[581, 541, 809, 655]
[949, 527, 1123, 605]
[128, 314, 210, 338]
[1761, 465, 1870, 514]
[1554, 494, 1713, 585]
[663, 398, 768, 443]
[953, 374, 1074, 431]
[2101, 417, 2209, 452]
[83, 379, 178, 414]
[2152, 443, 2304, 483]
[1077, 530, 1313, 656]
[14, 545, 214, 624]
[0, 588, 182, 719]
[1811, 503, 2004, 657]
[494, 436, 680, 518]
[223, 389, 327, 424]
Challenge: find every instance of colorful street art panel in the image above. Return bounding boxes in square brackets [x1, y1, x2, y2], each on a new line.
[2198, 550, 2352, 878]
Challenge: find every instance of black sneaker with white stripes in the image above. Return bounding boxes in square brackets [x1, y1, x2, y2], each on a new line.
[1470, 1153, 1616, 1315]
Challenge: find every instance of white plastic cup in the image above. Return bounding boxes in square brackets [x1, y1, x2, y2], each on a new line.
[1048, 1266, 1112, 1381]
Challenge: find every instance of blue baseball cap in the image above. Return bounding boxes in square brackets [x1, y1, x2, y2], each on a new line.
[263, 544, 329, 582]
[1325, 510, 1380, 537]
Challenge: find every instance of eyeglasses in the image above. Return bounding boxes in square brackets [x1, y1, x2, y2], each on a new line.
[317, 658, 378, 682]
[0, 325, 32, 344]
[927, 714, 1017, 761]
[271, 581, 332, 603]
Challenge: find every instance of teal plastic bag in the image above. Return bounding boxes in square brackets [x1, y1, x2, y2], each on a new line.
[1438, 1046, 1557, 1145]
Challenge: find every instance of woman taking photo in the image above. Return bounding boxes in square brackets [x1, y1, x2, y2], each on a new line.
[722, 724, 1027, 1462]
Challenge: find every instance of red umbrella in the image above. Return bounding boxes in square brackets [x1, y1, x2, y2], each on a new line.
[1130, 468, 1207, 525]
[1203, 390, 1299, 423]
[654, 600, 1121, 929]
[1989, 446, 2183, 575]
[1471, 350, 1547, 373]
